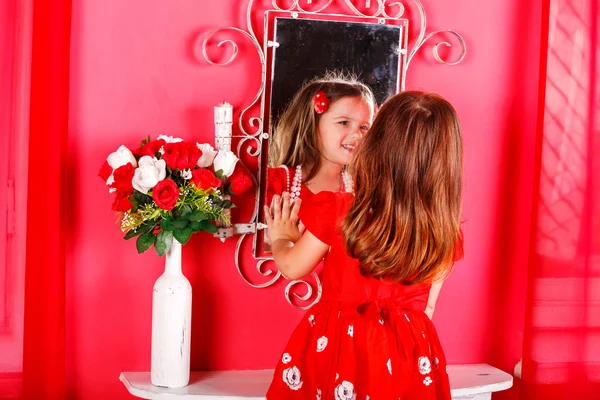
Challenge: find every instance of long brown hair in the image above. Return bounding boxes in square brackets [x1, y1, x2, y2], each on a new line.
[342, 91, 463, 284]
[269, 72, 375, 182]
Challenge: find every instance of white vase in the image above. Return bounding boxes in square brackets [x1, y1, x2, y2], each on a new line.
[150, 238, 192, 388]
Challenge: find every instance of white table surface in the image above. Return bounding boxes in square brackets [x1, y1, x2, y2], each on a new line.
[120, 364, 513, 399]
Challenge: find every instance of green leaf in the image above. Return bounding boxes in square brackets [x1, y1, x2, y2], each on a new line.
[133, 191, 153, 206]
[198, 220, 218, 233]
[189, 220, 201, 231]
[125, 222, 154, 240]
[124, 229, 140, 240]
[160, 216, 174, 230]
[161, 217, 187, 231]
[173, 226, 193, 245]
[139, 135, 151, 147]
[186, 211, 211, 221]
[136, 232, 155, 254]
[177, 204, 192, 218]
[222, 181, 233, 195]
[170, 219, 189, 230]
[220, 199, 233, 209]
[154, 230, 173, 256]
[129, 195, 139, 212]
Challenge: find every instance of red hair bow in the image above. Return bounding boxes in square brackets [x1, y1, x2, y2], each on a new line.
[313, 91, 330, 114]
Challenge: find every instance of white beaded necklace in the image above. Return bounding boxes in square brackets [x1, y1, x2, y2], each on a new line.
[279, 164, 354, 201]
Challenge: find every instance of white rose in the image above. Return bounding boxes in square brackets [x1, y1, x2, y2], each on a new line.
[282, 366, 303, 391]
[157, 134, 183, 143]
[316, 336, 328, 353]
[281, 353, 291, 364]
[418, 356, 431, 375]
[334, 381, 356, 400]
[132, 156, 166, 194]
[107, 145, 137, 169]
[196, 143, 218, 168]
[213, 151, 238, 177]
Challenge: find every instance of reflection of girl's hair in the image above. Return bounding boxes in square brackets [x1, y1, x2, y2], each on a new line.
[342, 91, 463, 285]
[269, 71, 376, 183]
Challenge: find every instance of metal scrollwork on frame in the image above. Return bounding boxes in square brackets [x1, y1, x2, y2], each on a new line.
[200, 0, 466, 310]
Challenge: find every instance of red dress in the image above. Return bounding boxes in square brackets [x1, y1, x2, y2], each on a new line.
[266, 191, 452, 400]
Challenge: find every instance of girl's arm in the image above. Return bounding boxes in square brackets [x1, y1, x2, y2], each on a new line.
[425, 282, 443, 320]
[264, 193, 329, 280]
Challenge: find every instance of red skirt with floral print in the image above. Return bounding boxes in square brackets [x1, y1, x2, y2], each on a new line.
[266, 299, 451, 400]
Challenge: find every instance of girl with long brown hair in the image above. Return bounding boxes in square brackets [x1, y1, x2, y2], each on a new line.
[265, 72, 376, 209]
[264, 91, 464, 399]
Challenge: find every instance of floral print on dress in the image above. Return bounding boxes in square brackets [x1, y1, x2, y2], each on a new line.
[308, 314, 315, 327]
[334, 380, 357, 400]
[316, 388, 322, 399]
[347, 325, 354, 337]
[418, 356, 432, 375]
[387, 358, 392, 375]
[317, 336, 328, 352]
[423, 376, 433, 386]
[282, 366, 303, 390]
[281, 353, 291, 364]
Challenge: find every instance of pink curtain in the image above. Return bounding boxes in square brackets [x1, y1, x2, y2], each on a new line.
[521, 0, 600, 398]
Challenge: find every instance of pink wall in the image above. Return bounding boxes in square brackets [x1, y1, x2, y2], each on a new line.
[67, 0, 542, 398]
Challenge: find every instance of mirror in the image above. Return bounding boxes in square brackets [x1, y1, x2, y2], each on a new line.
[255, 14, 407, 258]
[269, 17, 404, 124]
[202, 0, 465, 308]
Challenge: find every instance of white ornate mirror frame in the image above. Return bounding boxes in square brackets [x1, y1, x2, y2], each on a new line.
[201, 0, 466, 309]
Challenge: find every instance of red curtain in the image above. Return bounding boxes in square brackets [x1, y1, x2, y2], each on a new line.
[522, 0, 599, 398]
[21, 1, 71, 399]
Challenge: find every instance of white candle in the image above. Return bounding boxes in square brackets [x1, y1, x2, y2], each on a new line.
[214, 102, 233, 152]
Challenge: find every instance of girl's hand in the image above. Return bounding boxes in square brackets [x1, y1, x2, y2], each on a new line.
[264, 192, 302, 243]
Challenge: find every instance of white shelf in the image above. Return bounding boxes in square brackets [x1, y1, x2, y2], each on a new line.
[120, 364, 513, 400]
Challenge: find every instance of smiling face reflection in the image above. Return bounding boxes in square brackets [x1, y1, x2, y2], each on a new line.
[317, 96, 374, 166]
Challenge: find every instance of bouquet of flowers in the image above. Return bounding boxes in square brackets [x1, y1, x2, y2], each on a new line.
[98, 135, 253, 256]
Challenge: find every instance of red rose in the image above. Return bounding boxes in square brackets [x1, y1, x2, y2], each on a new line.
[162, 142, 202, 170]
[139, 139, 166, 157]
[228, 165, 253, 195]
[112, 190, 133, 212]
[98, 160, 113, 182]
[152, 179, 179, 210]
[190, 168, 222, 191]
[111, 163, 135, 192]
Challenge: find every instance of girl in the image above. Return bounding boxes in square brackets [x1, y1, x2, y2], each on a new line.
[264, 91, 464, 399]
[265, 73, 376, 208]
